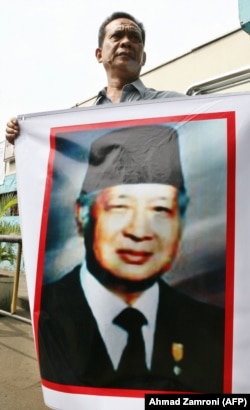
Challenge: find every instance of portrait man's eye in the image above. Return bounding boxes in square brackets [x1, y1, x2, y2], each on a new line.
[108, 203, 128, 211]
[152, 205, 173, 216]
[105, 199, 130, 211]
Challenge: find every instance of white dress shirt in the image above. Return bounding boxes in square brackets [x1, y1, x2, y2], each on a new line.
[80, 263, 159, 370]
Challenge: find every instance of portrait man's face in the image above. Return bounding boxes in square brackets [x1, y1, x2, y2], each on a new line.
[91, 183, 181, 282]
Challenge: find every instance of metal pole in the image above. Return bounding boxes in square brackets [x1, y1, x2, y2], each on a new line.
[0, 309, 31, 324]
[0, 235, 23, 314]
[11, 241, 22, 314]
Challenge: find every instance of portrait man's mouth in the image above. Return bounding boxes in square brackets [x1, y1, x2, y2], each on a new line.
[116, 249, 153, 264]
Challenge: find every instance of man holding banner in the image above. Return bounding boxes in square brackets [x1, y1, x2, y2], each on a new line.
[5, 8, 225, 396]
[38, 125, 224, 392]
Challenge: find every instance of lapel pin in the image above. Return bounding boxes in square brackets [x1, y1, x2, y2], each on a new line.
[171, 342, 184, 376]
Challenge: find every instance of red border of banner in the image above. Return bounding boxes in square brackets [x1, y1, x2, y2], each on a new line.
[33, 111, 235, 397]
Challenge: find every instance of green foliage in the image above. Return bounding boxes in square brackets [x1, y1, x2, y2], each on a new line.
[0, 193, 20, 266]
[0, 193, 18, 218]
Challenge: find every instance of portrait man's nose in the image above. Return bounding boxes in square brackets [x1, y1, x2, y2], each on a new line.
[122, 204, 153, 242]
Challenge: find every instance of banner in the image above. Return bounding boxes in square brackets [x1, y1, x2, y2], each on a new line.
[15, 93, 250, 409]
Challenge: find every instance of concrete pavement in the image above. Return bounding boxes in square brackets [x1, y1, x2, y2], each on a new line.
[0, 272, 48, 409]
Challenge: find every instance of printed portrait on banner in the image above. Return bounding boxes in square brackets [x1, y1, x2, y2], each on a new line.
[36, 116, 232, 394]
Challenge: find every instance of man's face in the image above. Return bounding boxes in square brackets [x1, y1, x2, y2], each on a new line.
[91, 184, 181, 283]
[95, 18, 146, 78]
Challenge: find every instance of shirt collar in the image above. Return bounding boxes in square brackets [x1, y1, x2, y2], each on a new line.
[80, 261, 159, 325]
[95, 78, 146, 104]
[127, 78, 146, 97]
[80, 262, 127, 324]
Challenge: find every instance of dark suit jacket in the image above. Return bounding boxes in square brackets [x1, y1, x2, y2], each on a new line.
[38, 265, 224, 392]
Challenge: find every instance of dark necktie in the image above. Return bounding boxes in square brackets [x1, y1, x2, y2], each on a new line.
[113, 307, 148, 377]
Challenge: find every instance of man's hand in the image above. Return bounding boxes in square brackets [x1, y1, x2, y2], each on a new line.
[6, 117, 20, 145]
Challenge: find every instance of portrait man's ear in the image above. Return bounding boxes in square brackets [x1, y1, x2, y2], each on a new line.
[75, 201, 85, 236]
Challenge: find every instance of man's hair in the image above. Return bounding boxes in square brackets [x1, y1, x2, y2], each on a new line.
[98, 11, 146, 47]
[75, 187, 189, 237]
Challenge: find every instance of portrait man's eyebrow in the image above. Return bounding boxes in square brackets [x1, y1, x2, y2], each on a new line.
[103, 191, 175, 208]
[38, 124, 225, 393]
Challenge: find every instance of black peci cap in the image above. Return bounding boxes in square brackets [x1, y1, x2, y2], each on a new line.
[81, 125, 185, 194]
